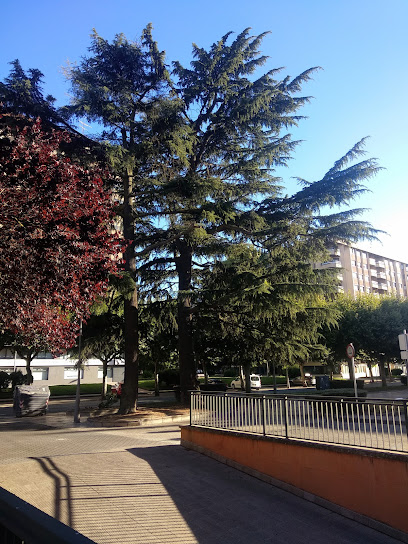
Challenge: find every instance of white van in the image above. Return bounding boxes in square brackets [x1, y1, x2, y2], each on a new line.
[230, 374, 261, 390]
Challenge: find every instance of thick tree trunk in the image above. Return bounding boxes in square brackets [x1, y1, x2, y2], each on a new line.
[244, 364, 251, 393]
[175, 242, 196, 404]
[25, 358, 33, 385]
[272, 361, 277, 392]
[378, 356, 387, 388]
[119, 170, 139, 414]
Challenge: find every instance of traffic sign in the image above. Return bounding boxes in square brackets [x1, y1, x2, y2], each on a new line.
[346, 343, 355, 359]
[398, 333, 408, 351]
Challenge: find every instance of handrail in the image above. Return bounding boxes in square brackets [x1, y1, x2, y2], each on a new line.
[0, 486, 96, 544]
[190, 391, 408, 453]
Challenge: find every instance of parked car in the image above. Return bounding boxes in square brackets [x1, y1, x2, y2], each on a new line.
[290, 374, 316, 387]
[200, 379, 228, 392]
[230, 375, 261, 390]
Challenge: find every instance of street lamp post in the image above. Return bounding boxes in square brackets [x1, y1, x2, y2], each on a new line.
[346, 343, 358, 398]
[73, 319, 83, 424]
[398, 330, 408, 386]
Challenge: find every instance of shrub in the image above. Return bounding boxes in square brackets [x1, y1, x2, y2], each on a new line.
[158, 369, 180, 387]
[0, 371, 10, 389]
[223, 369, 237, 377]
[9, 370, 25, 390]
[401, 376, 407, 385]
[391, 368, 403, 376]
[287, 366, 301, 379]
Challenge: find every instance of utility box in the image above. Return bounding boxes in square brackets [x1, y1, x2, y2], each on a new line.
[13, 385, 50, 417]
[315, 375, 330, 390]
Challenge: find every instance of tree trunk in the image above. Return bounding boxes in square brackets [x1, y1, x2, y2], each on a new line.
[285, 367, 290, 388]
[202, 361, 209, 385]
[272, 361, 277, 392]
[175, 241, 196, 404]
[378, 356, 387, 388]
[367, 361, 374, 383]
[119, 170, 139, 414]
[299, 362, 307, 387]
[244, 364, 251, 394]
[154, 361, 160, 397]
[101, 360, 107, 400]
[25, 358, 33, 385]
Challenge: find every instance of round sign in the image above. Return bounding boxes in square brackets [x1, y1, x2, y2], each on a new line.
[346, 343, 355, 359]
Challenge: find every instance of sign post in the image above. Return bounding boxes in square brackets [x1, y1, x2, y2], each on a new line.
[346, 343, 358, 398]
[398, 331, 408, 386]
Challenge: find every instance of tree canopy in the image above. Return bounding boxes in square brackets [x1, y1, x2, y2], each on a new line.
[0, 114, 121, 352]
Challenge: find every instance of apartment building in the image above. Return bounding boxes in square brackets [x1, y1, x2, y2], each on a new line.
[315, 243, 408, 298]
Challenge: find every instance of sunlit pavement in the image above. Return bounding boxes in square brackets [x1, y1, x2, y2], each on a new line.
[0, 415, 403, 543]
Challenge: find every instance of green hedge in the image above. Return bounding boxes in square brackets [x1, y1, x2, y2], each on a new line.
[259, 376, 287, 386]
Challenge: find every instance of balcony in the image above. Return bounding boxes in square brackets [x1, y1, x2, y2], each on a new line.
[320, 260, 342, 269]
[377, 283, 388, 291]
[376, 261, 386, 269]
[377, 272, 386, 280]
[371, 281, 379, 289]
[328, 247, 340, 256]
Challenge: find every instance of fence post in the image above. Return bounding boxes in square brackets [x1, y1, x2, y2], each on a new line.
[404, 401, 408, 440]
[190, 392, 193, 426]
[262, 396, 266, 436]
[283, 396, 289, 439]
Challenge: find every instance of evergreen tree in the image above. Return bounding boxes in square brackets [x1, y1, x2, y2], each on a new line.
[67, 26, 170, 413]
[139, 30, 380, 401]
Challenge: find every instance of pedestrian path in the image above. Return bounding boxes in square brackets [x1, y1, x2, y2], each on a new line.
[0, 421, 403, 543]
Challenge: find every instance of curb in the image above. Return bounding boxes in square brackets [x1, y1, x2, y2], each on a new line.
[87, 414, 190, 428]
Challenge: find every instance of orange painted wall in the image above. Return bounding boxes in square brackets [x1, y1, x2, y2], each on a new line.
[181, 426, 408, 534]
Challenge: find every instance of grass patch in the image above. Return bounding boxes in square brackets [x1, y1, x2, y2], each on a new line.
[139, 379, 156, 390]
[261, 388, 367, 398]
[50, 383, 103, 396]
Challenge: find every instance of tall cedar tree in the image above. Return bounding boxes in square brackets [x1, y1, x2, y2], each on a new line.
[137, 30, 379, 401]
[0, 115, 121, 381]
[67, 26, 170, 413]
[67, 27, 380, 405]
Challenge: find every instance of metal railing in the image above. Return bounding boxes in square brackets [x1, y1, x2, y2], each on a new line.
[190, 392, 408, 453]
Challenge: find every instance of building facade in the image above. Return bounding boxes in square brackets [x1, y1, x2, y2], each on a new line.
[315, 243, 408, 298]
[0, 348, 124, 387]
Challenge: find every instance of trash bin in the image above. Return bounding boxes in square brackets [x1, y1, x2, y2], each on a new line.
[13, 385, 50, 417]
[315, 375, 330, 390]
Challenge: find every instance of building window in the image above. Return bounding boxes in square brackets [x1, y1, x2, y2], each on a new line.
[32, 368, 49, 381]
[64, 367, 83, 380]
[98, 367, 113, 379]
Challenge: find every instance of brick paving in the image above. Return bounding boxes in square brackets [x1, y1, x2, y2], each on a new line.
[0, 412, 404, 544]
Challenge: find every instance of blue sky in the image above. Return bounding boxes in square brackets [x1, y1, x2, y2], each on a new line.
[2, 0, 407, 261]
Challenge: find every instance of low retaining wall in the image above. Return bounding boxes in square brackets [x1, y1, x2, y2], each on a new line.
[181, 426, 408, 541]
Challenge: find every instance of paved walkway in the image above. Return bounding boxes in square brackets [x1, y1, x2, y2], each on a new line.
[0, 415, 404, 544]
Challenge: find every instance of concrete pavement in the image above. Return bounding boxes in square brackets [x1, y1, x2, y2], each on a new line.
[0, 414, 404, 543]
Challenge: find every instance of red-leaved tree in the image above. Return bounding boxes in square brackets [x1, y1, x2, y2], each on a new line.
[0, 114, 122, 353]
